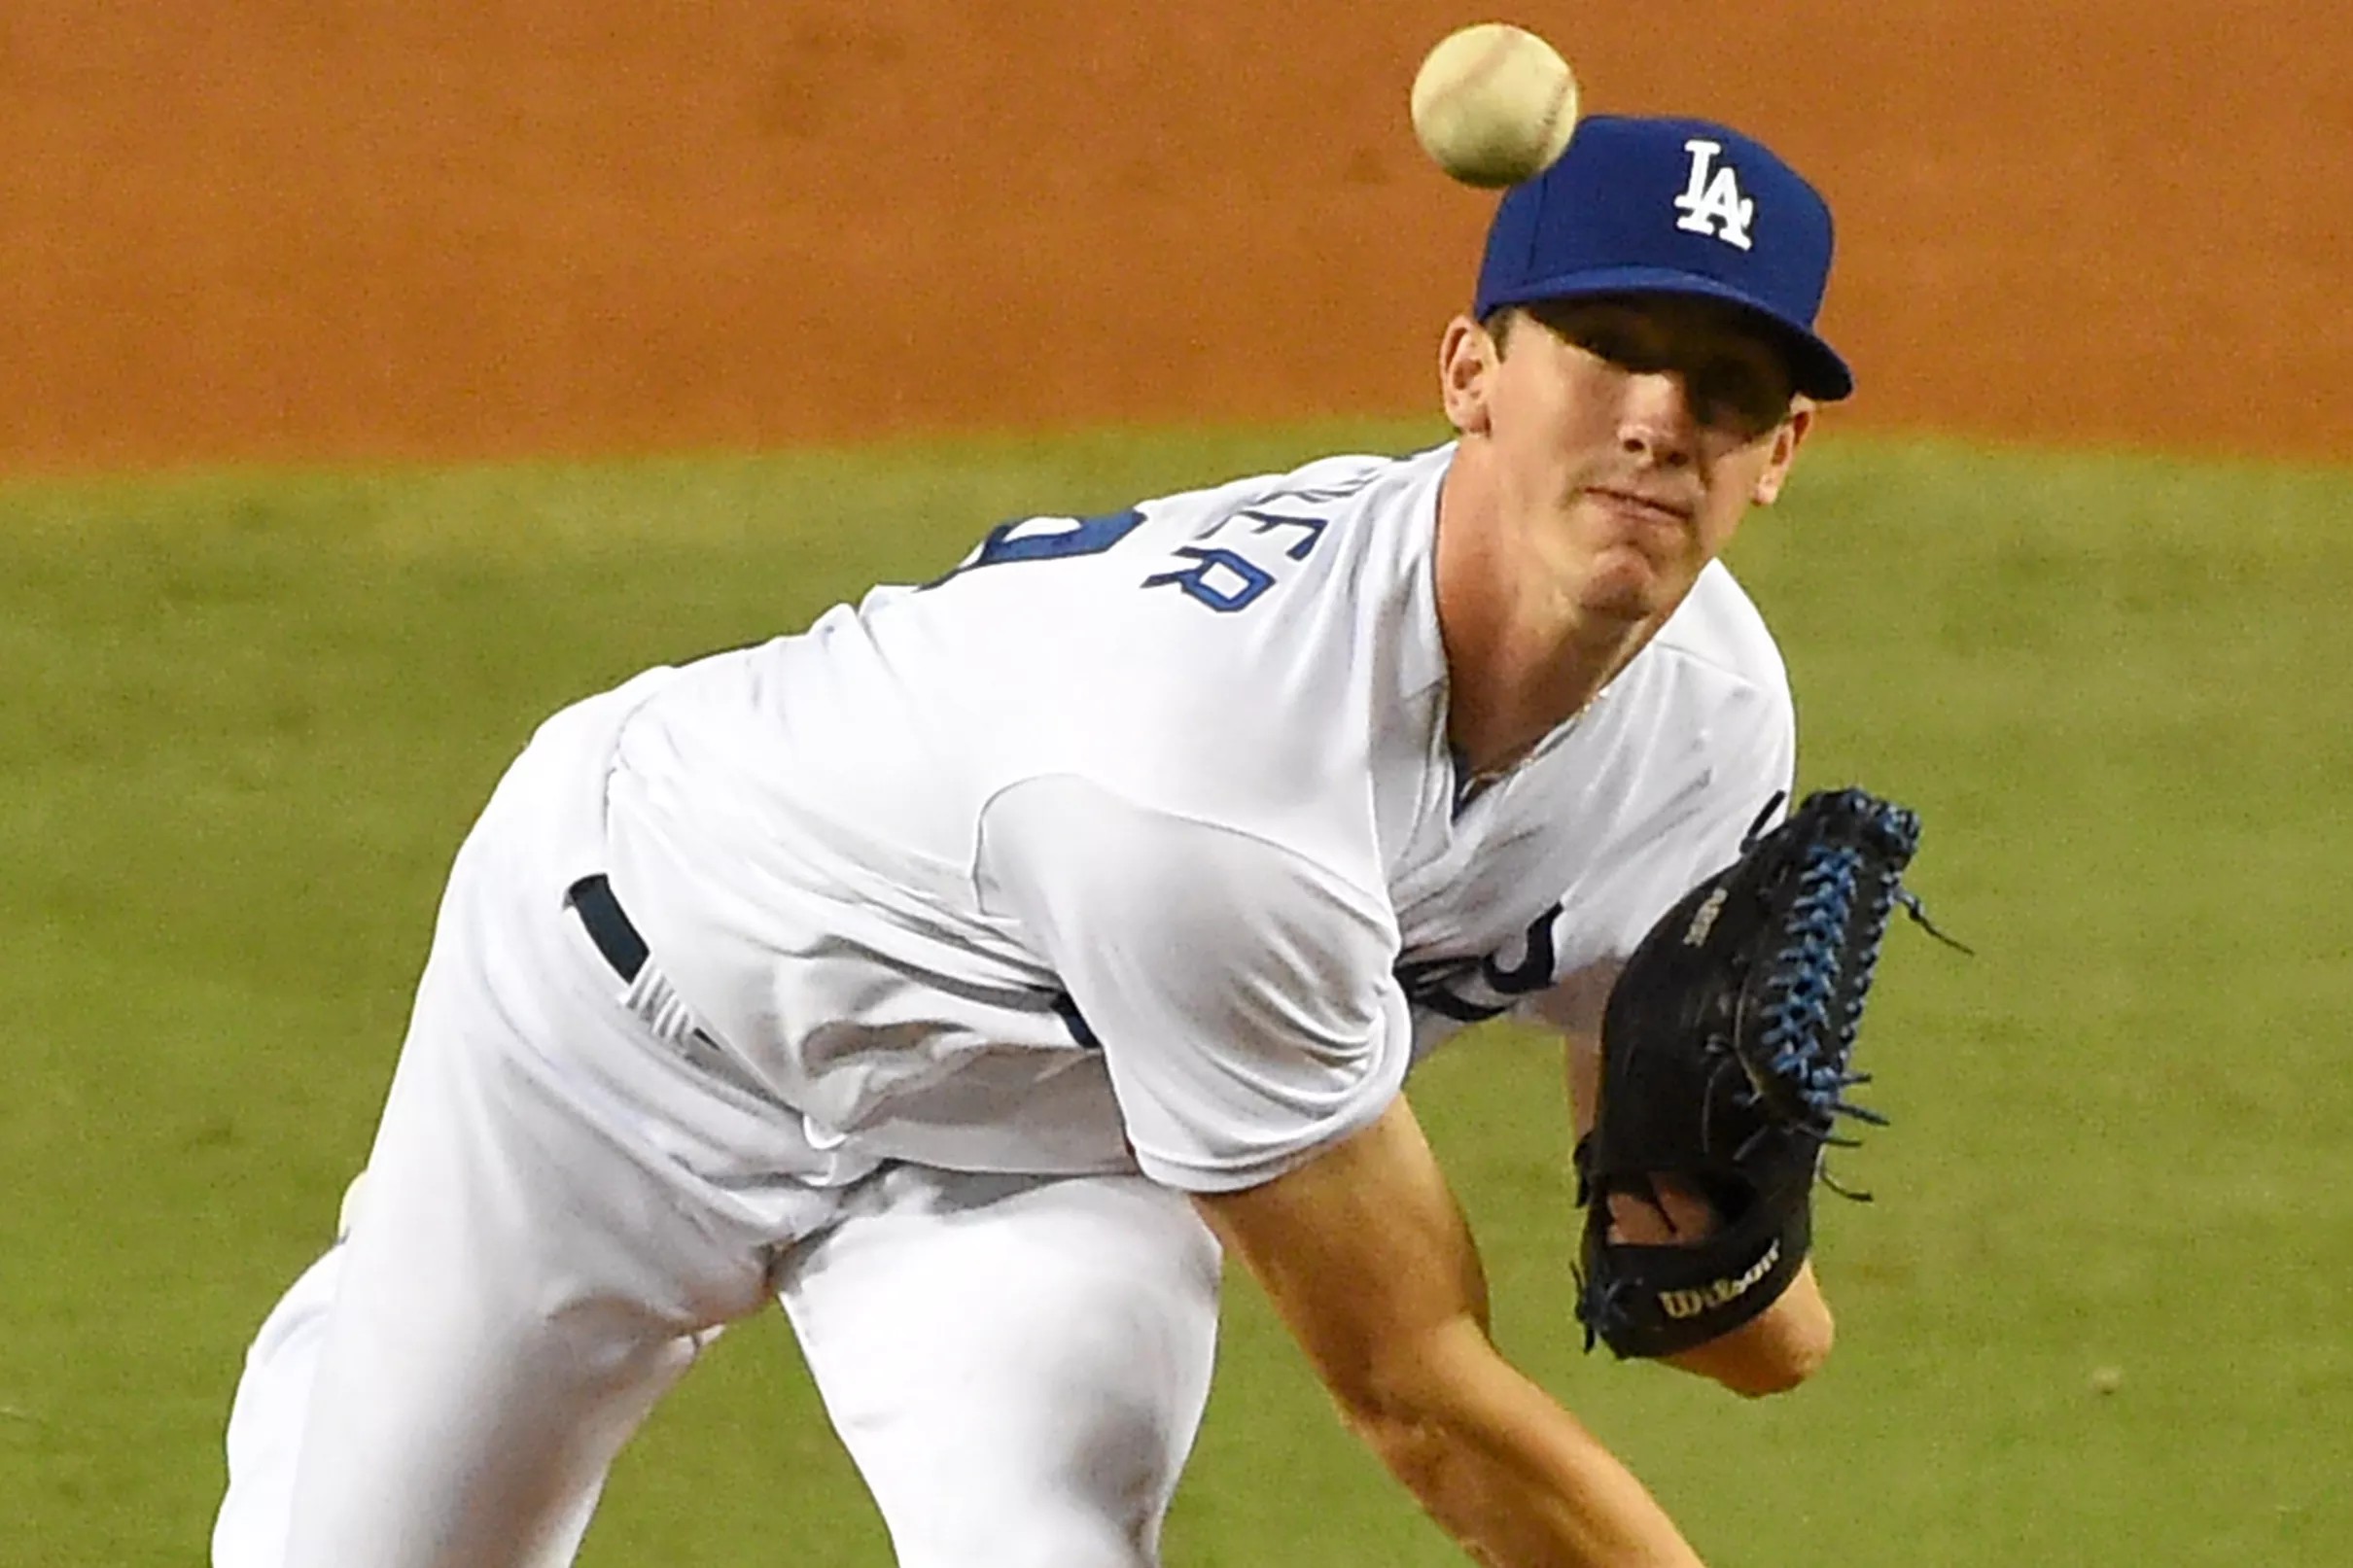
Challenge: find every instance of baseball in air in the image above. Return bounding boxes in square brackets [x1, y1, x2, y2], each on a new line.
[1409, 23, 1581, 188]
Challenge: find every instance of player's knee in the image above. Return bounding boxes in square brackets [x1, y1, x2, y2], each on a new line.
[895, 1505, 1153, 1568]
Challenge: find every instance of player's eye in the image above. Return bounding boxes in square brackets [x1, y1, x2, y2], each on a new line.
[1691, 360, 1792, 440]
[1568, 321, 1654, 371]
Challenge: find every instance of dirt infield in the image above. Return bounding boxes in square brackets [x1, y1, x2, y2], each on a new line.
[3, 4, 2343, 473]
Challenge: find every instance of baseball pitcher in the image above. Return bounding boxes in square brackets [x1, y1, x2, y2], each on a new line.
[213, 115, 1928, 1568]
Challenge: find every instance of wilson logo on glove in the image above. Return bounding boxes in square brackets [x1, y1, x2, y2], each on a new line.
[1657, 1239, 1781, 1321]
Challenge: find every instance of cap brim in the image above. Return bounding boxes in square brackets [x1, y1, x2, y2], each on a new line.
[1483, 264, 1855, 401]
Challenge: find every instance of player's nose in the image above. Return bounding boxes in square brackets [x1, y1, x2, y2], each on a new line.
[1615, 371, 1700, 469]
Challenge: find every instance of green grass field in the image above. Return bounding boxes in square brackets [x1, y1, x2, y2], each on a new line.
[3, 421, 2348, 1567]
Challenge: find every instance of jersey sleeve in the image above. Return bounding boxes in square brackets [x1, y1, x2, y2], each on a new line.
[974, 774, 1412, 1194]
[1523, 686, 1798, 1037]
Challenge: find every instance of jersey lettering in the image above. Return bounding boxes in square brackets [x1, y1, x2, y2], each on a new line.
[930, 496, 1337, 616]
[1396, 903, 1563, 1023]
[1149, 505, 1336, 610]
[1141, 546, 1277, 612]
[926, 508, 1145, 586]
[1218, 508, 1330, 560]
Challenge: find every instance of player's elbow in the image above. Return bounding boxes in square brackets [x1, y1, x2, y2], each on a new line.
[1323, 1335, 1486, 1493]
[1340, 1388, 1497, 1525]
[1341, 1398, 1448, 1490]
[1326, 1345, 1436, 1450]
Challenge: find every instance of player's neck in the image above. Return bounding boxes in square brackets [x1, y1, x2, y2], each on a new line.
[1439, 591, 1650, 778]
[1433, 457, 1656, 777]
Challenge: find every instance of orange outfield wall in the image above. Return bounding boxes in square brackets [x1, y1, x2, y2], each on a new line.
[1, 2, 2344, 474]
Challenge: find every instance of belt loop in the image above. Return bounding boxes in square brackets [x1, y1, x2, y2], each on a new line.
[564, 874, 648, 982]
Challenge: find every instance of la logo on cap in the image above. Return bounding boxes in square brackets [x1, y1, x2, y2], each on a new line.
[1672, 139, 1755, 251]
[1466, 115, 1856, 399]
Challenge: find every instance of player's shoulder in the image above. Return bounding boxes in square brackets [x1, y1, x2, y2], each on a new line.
[1644, 560, 1792, 715]
[1591, 559, 1795, 788]
[1137, 443, 1450, 533]
[1029, 444, 1456, 871]
[1105, 440, 1454, 689]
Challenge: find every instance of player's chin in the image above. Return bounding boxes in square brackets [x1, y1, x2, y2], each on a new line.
[1578, 547, 1683, 622]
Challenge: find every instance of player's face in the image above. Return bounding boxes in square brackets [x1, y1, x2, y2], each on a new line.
[1442, 295, 1813, 628]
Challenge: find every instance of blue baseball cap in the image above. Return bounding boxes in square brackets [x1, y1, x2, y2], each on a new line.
[1473, 115, 1853, 400]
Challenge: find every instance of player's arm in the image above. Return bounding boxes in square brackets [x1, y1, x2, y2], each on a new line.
[1557, 1003, 1834, 1397]
[975, 776, 1709, 1563]
[1196, 1095, 1708, 1568]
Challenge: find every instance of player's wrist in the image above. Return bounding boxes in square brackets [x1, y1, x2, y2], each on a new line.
[1661, 1263, 1836, 1397]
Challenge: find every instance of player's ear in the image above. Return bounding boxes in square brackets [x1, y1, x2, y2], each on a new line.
[1749, 399, 1815, 506]
[1439, 315, 1499, 436]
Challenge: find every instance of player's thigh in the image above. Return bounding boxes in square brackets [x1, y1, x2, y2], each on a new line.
[779, 1167, 1222, 1568]
[215, 1246, 345, 1568]
[260, 984, 763, 1567]
[216, 1233, 700, 1568]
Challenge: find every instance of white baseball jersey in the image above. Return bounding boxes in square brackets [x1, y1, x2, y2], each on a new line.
[600, 442, 1794, 1195]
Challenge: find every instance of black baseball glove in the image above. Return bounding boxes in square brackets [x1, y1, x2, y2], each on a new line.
[1573, 786, 1957, 1359]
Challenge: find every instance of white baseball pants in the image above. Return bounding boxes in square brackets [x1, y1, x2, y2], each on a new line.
[210, 676, 1222, 1568]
